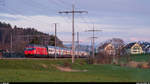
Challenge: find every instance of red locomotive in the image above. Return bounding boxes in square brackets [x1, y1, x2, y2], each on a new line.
[24, 45, 48, 57]
[24, 44, 89, 58]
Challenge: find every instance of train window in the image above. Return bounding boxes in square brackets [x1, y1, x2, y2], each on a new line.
[49, 50, 54, 52]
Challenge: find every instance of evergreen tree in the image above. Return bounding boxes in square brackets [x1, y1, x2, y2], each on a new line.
[30, 36, 40, 45]
[48, 35, 55, 46]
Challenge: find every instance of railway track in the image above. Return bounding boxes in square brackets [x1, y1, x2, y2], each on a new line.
[0, 57, 87, 60]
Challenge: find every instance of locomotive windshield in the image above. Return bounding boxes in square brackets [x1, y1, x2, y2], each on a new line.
[25, 48, 35, 51]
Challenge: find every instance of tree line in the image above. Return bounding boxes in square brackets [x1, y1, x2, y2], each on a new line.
[0, 21, 64, 53]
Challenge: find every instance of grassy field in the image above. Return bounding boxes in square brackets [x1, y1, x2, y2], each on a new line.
[119, 54, 150, 63]
[130, 54, 150, 62]
[0, 57, 150, 82]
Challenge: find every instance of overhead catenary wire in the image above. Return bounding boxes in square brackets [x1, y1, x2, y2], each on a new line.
[0, 0, 70, 37]
[52, 0, 88, 26]
[58, 4, 88, 64]
[0, 5, 51, 29]
[55, 0, 94, 51]
[0, 1, 56, 46]
[1, 0, 70, 26]
[47, 0, 81, 43]
[1, 0, 91, 44]
[56, 0, 90, 40]
[74, 3, 105, 47]
[85, 24, 102, 64]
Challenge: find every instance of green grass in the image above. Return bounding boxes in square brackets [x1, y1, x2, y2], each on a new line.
[0, 58, 150, 82]
[119, 54, 150, 63]
[130, 54, 150, 62]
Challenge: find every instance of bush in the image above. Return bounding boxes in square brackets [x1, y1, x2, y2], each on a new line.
[63, 61, 72, 68]
[94, 52, 113, 64]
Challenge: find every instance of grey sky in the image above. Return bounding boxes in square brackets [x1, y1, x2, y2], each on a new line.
[0, 0, 150, 45]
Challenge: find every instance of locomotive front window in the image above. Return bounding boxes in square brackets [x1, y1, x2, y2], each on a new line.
[25, 48, 35, 51]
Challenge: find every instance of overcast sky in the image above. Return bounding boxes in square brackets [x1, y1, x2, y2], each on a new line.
[0, 0, 150, 45]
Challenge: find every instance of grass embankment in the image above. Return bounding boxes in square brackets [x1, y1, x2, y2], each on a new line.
[130, 54, 150, 62]
[0, 58, 150, 82]
[120, 54, 150, 63]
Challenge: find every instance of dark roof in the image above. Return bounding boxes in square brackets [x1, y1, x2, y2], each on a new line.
[125, 42, 150, 50]
[98, 42, 110, 49]
[125, 42, 136, 49]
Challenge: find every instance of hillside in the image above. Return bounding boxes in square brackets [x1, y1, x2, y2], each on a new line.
[0, 21, 64, 53]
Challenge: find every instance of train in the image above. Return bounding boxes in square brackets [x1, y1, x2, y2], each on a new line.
[24, 44, 89, 58]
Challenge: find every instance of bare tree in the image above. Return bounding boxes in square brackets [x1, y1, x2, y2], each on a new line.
[95, 38, 127, 64]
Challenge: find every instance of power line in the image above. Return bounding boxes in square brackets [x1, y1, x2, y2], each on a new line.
[1, 5, 51, 26]
[56, 0, 90, 34]
[54, 0, 89, 33]
[74, 3, 96, 27]
[47, 0, 76, 33]
[1, 0, 62, 26]
[55, 0, 72, 9]
[57, 0, 71, 6]
[0, 28, 13, 56]
[77, 32, 80, 58]
[15, 34, 51, 47]
[59, 5, 88, 63]
[52, 23, 58, 60]
[85, 24, 102, 64]
[0, 1, 75, 47]
[78, 14, 91, 29]
[70, 3, 96, 33]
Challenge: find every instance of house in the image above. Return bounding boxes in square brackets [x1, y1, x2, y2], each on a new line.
[145, 46, 150, 53]
[125, 42, 143, 54]
[98, 38, 127, 55]
[131, 43, 143, 54]
[104, 43, 116, 55]
[142, 42, 150, 53]
[147, 47, 150, 53]
[98, 43, 117, 56]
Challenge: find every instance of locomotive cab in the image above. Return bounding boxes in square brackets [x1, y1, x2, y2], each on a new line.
[24, 44, 48, 58]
